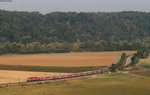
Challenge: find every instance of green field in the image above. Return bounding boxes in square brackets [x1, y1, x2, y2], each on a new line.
[0, 65, 106, 73]
[140, 63, 150, 69]
[0, 72, 150, 95]
[130, 63, 150, 77]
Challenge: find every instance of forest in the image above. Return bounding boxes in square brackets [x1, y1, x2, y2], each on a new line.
[0, 10, 150, 54]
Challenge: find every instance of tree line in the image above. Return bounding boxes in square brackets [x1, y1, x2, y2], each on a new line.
[0, 10, 150, 54]
[1, 41, 150, 55]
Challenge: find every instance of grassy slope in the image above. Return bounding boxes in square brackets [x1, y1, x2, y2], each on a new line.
[0, 65, 106, 73]
[0, 73, 150, 95]
[130, 62, 150, 77]
[140, 63, 150, 68]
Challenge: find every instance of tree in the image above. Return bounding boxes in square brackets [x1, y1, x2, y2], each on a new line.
[72, 42, 81, 51]
[1, 10, 150, 54]
[137, 50, 149, 59]
[130, 54, 139, 66]
[117, 53, 127, 69]
[25, 42, 42, 53]
[3, 42, 22, 53]
[110, 64, 118, 72]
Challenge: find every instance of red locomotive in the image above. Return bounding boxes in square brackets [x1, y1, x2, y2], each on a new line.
[27, 68, 110, 82]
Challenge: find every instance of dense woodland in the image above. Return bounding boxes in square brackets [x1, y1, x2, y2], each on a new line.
[0, 10, 150, 54]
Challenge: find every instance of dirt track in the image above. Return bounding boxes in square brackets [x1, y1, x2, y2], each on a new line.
[0, 51, 134, 67]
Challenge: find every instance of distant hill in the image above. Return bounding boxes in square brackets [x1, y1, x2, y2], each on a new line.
[0, 10, 150, 54]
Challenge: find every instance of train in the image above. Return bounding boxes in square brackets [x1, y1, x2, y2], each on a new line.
[27, 68, 110, 82]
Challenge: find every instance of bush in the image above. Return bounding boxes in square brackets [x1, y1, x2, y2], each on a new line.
[110, 64, 118, 72]
[110, 53, 127, 72]
[137, 50, 149, 59]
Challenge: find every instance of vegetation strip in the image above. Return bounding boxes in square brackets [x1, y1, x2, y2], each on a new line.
[0, 65, 106, 73]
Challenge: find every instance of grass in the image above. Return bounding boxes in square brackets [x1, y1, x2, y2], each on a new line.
[130, 62, 150, 77]
[0, 65, 106, 73]
[131, 70, 150, 77]
[0, 72, 150, 95]
[140, 62, 150, 68]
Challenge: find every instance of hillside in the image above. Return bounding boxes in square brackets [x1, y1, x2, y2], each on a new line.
[0, 10, 150, 54]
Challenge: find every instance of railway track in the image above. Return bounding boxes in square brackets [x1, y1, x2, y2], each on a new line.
[0, 72, 108, 88]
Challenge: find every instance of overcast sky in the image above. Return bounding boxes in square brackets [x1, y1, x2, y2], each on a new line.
[0, 0, 150, 14]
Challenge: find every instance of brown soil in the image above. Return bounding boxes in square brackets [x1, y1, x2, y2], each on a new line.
[0, 51, 134, 67]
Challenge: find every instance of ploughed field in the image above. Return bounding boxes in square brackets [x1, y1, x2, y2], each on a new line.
[0, 70, 67, 84]
[0, 51, 134, 67]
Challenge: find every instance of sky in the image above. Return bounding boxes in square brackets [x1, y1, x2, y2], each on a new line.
[0, 0, 150, 14]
